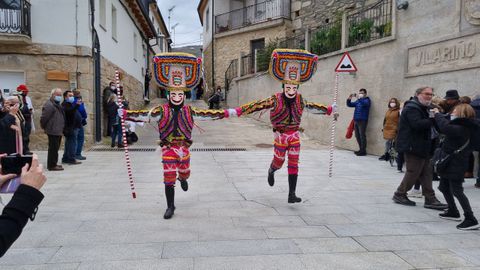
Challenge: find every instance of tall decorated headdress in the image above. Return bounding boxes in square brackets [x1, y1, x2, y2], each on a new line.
[153, 52, 202, 92]
[269, 49, 318, 85]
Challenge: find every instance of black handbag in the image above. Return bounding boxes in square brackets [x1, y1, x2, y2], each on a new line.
[433, 138, 470, 174]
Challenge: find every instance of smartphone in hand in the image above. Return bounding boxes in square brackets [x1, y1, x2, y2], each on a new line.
[1, 155, 33, 175]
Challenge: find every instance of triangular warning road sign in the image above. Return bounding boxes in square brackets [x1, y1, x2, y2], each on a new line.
[335, 52, 357, 72]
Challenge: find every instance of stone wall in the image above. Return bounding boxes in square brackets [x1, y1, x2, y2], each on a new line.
[291, 0, 370, 34]
[207, 22, 290, 92]
[227, 0, 480, 155]
[0, 43, 146, 150]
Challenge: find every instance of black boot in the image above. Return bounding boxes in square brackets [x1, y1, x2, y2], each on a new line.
[288, 174, 302, 203]
[267, 167, 275, 187]
[179, 179, 188, 191]
[163, 185, 175, 219]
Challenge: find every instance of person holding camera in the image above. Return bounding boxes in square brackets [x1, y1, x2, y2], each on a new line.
[0, 154, 46, 257]
[392, 86, 447, 210]
[347, 88, 371, 156]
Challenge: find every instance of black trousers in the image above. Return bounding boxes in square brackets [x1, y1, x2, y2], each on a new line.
[47, 135, 62, 169]
[438, 176, 474, 217]
[22, 121, 31, 154]
[354, 120, 368, 152]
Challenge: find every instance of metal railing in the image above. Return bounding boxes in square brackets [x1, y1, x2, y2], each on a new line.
[347, 0, 392, 47]
[310, 21, 342, 55]
[0, 0, 31, 36]
[215, 0, 291, 34]
[277, 33, 305, 50]
[225, 58, 238, 91]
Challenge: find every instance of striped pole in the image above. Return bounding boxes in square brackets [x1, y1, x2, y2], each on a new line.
[115, 70, 137, 199]
[328, 73, 339, 178]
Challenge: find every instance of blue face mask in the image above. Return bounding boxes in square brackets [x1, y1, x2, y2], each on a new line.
[67, 97, 75, 103]
[54, 96, 62, 103]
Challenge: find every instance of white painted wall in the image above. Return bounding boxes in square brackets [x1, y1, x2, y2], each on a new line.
[30, 0, 91, 47]
[94, 0, 147, 83]
[202, 0, 231, 50]
[30, 0, 149, 83]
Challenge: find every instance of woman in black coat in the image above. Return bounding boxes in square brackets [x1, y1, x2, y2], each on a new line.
[433, 104, 480, 230]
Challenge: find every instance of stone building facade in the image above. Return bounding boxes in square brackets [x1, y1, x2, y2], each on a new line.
[226, 0, 480, 155]
[0, 0, 170, 150]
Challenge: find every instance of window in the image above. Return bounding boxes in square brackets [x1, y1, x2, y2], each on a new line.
[133, 33, 138, 61]
[111, 5, 117, 41]
[99, 0, 106, 30]
[206, 8, 209, 30]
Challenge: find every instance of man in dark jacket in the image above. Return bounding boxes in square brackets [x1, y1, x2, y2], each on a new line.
[393, 86, 447, 210]
[0, 97, 20, 155]
[0, 154, 46, 257]
[17, 84, 33, 155]
[61, 90, 82, 165]
[471, 94, 480, 188]
[347, 88, 371, 156]
[103, 82, 116, 137]
[40, 88, 65, 171]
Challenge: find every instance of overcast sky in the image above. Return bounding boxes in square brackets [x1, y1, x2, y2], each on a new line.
[157, 0, 203, 48]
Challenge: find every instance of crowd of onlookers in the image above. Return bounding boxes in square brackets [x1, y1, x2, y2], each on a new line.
[347, 87, 480, 230]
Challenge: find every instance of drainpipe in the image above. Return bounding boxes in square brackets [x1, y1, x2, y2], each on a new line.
[90, 0, 102, 142]
[211, 0, 215, 91]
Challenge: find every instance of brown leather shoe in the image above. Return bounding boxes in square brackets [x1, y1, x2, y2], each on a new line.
[48, 165, 64, 171]
[465, 172, 474, 178]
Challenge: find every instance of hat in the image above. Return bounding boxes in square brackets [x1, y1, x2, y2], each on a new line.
[17, 84, 28, 93]
[153, 52, 202, 92]
[444, 89, 460, 100]
[269, 49, 318, 85]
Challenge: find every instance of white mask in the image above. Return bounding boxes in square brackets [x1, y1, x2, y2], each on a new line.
[358, 94, 365, 98]
[389, 102, 396, 108]
[450, 115, 458, 120]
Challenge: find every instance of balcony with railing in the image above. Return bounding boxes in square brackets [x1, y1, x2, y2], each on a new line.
[215, 0, 291, 35]
[0, 0, 31, 44]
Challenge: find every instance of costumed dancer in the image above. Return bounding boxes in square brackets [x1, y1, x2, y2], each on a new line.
[226, 49, 338, 203]
[123, 53, 231, 219]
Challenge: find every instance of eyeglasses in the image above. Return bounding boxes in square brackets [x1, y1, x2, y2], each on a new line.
[421, 92, 434, 97]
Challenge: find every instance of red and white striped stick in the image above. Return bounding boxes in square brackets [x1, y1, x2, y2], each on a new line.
[328, 73, 339, 178]
[115, 70, 137, 199]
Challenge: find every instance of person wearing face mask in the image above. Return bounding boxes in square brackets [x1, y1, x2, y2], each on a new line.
[225, 49, 338, 204]
[16, 85, 34, 155]
[0, 97, 22, 155]
[392, 86, 448, 210]
[107, 94, 125, 148]
[379, 98, 400, 161]
[103, 82, 116, 137]
[123, 53, 235, 219]
[40, 88, 65, 171]
[432, 104, 480, 230]
[347, 88, 371, 156]
[61, 90, 82, 165]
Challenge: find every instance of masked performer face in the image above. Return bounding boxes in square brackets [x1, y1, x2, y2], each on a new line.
[283, 84, 298, 99]
[168, 90, 185, 106]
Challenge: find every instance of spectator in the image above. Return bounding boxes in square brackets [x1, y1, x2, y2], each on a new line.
[73, 90, 87, 160]
[392, 86, 447, 210]
[471, 94, 480, 188]
[102, 82, 116, 137]
[433, 104, 480, 230]
[346, 88, 371, 156]
[379, 98, 400, 161]
[0, 97, 22, 155]
[61, 90, 82, 165]
[144, 69, 151, 101]
[107, 94, 123, 148]
[441, 89, 461, 114]
[40, 88, 65, 171]
[16, 85, 33, 155]
[0, 154, 46, 257]
[460, 96, 472, 104]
